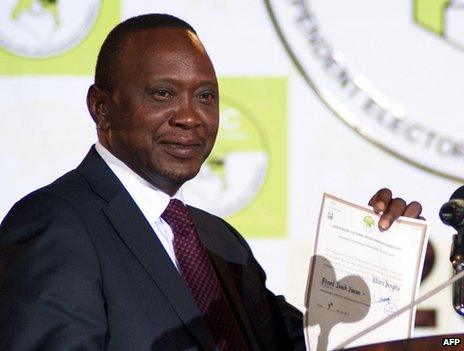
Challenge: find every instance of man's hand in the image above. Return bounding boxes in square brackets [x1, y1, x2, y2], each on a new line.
[368, 188, 423, 231]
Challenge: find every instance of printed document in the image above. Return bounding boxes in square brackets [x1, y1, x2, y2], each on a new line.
[305, 193, 428, 350]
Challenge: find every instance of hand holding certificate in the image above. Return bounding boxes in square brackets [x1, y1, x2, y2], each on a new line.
[305, 194, 428, 350]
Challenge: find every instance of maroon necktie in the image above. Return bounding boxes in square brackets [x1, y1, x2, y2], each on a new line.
[161, 199, 249, 351]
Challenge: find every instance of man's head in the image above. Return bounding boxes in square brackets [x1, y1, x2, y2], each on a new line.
[87, 14, 219, 196]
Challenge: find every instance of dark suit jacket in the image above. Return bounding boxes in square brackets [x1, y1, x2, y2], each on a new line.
[0, 147, 304, 350]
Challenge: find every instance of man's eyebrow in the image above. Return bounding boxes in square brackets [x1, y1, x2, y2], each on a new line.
[145, 77, 218, 87]
[196, 80, 219, 88]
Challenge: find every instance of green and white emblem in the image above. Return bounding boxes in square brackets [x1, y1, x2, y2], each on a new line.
[184, 77, 288, 237]
[414, 0, 464, 50]
[0, 0, 100, 58]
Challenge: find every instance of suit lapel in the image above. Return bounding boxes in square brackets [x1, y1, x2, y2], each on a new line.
[77, 147, 217, 350]
[195, 224, 262, 351]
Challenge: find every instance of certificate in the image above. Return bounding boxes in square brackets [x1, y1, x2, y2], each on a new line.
[305, 193, 428, 350]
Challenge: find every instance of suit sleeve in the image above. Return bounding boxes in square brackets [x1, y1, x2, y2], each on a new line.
[220, 219, 306, 351]
[0, 192, 107, 351]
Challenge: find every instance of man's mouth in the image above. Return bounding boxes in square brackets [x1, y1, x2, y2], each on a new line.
[159, 138, 203, 159]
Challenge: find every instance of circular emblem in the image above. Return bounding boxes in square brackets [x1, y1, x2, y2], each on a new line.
[264, 0, 464, 182]
[184, 96, 269, 217]
[0, 0, 100, 58]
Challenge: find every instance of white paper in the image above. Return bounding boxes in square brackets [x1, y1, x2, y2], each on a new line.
[304, 193, 428, 350]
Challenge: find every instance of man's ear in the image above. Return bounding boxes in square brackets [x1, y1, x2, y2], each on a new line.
[87, 84, 110, 131]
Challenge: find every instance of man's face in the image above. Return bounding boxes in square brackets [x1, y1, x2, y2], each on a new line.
[98, 28, 219, 195]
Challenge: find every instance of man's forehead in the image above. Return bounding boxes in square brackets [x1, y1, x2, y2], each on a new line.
[112, 26, 216, 86]
[122, 27, 205, 54]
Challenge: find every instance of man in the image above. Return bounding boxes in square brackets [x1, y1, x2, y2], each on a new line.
[0, 14, 423, 350]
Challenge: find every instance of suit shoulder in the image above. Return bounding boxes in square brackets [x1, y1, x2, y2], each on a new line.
[5, 169, 89, 206]
[0, 171, 91, 245]
[41, 169, 92, 199]
[2, 169, 93, 223]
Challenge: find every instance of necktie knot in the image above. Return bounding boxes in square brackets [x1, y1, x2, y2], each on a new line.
[161, 199, 195, 232]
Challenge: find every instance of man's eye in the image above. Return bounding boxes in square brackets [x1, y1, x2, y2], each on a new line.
[198, 92, 215, 102]
[153, 89, 173, 99]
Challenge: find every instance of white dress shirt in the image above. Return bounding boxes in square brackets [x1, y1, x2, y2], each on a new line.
[95, 142, 181, 270]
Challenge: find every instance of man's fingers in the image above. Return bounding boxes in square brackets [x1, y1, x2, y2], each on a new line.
[403, 201, 422, 219]
[379, 197, 407, 231]
[368, 188, 424, 231]
[368, 188, 392, 214]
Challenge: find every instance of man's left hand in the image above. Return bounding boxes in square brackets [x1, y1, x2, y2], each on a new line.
[368, 188, 423, 232]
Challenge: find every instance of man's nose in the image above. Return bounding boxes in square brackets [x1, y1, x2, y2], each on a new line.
[169, 96, 201, 129]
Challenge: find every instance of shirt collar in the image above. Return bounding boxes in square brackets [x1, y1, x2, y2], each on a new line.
[95, 142, 184, 219]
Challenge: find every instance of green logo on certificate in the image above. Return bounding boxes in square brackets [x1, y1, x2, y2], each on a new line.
[363, 215, 375, 232]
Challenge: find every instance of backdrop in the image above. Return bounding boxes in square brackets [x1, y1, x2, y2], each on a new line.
[1, 0, 463, 338]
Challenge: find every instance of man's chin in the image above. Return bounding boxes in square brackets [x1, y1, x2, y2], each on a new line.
[160, 168, 199, 186]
